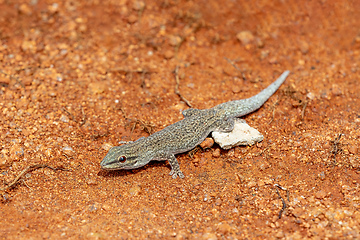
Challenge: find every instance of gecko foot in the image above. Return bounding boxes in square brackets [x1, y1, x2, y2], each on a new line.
[169, 169, 185, 179]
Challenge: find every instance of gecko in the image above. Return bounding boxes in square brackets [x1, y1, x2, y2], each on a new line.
[101, 70, 290, 178]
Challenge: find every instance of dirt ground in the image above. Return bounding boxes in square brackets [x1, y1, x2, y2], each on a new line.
[1, 0, 360, 239]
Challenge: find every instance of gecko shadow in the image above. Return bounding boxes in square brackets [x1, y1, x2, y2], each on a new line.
[97, 159, 176, 178]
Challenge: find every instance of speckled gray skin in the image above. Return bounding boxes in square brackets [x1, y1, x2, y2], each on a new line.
[101, 71, 290, 178]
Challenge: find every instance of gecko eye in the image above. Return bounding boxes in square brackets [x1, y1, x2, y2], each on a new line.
[118, 156, 126, 163]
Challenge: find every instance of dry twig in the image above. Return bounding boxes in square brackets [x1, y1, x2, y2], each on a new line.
[0, 164, 69, 193]
[174, 65, 192, 107]
[130, 119, 155, 135]
[224, 57, 246, 80]
[274, 184, 289, 219]
[301, 100, 309, 120]
[188, 146, 200, 159]
[62, 107, 76, 122]
[62, 107, 87, 127]
[119, 107, 155, 135]
[268, 97, 280, 125]
[79, 107, 87, 126]
[329, 134, 343, 163]
[0, 69, 24, 88]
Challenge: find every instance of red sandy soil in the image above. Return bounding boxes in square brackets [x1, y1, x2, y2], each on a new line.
[1, 0, 360, 239]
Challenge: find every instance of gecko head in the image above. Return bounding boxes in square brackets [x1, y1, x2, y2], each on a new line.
[100, 145, 146, 170]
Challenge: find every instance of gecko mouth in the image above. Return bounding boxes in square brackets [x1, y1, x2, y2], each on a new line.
[121, 161, 139, 170]
[100, 159, 139, 170]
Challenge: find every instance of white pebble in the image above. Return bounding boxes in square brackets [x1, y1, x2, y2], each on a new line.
[212, 119, 264, 150]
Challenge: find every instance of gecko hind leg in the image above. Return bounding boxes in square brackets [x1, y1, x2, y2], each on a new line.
[215, 117, 235, 133]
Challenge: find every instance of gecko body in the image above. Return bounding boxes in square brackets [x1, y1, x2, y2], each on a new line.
[101, 71, 290, 178]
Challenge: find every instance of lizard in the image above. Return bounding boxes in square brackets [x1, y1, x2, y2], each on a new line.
[100, 70, 290, 178]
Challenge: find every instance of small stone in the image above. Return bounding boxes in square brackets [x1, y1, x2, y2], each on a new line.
[349, 156, 359, 168]
[292, 207, 305, 218]
[299, 40, 309, 54]
[236, 31, 255, 45]
[133, 1, 145, 10]
[269, 57, 278, 64]
[355, 35, 360, 43]
[0, 157, 7, 167]
[263, 178, 272, 185]
[87, 232, 104, 239]
[60, 114, 69, 123]
[323, 142, 331, 149]
[169, 35, 182, 46]
[231, 85, 241, 93]
[259, 161, 269, 171]
[21, 40, 37, 53]
[192, 157, 199, 164]
[257, 179, 265, 187]
[255, 38, 264, 48]
[62, 146, 75, 156]
[102, 143, 114, 151]
[275, 231, 285, 238]
[212, 119, 263, 150]
[215, 198, 222, 206]
[0, 73, 10, 84]
[127, 14, 138, 24]
[348, 145, 358, 154]
[86, 178, 97, 185]
[212, 148, 220, 158]
[19, 3, 33, 15]
[88, 82, 106, 94]
[260, 50, 269, 59]
[200, 138, 214, 149]
[247, 180, 256, 188]
[175, 230, 188, 240]
[164, 50, 174, 59]
[315, 189, 327, 199]
[202, 232, 217, 240]
[331, 84, 342, 96]
[48, 3, 59, 13]
[129, 185, 141, 196]
[318, 171, 326, 180]
[217, 223, 232, 234]
[44, 149, 52, 157]
[306, 92, 315, 100]
[88, 203, 99, 212]
[172, 102, 187, 113]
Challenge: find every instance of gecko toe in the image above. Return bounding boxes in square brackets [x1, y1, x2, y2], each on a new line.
[169, 170, 184, 179]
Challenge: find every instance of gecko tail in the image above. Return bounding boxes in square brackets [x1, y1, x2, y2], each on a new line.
[215, 70, 290, 117]
[239, 70, 290, 116]
[250, 70, 290, 107]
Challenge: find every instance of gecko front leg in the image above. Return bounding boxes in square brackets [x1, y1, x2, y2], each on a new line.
[154, 152, 185, 179]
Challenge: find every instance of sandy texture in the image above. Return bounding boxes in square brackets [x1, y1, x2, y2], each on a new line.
[1, 0, 360, 239]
